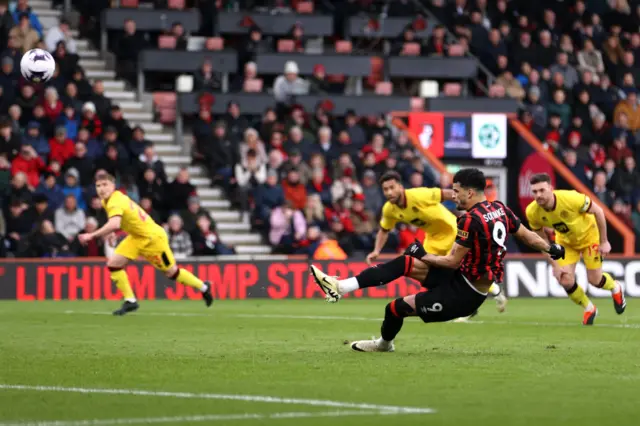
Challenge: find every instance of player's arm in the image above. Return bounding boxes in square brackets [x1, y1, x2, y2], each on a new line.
[421, 243, 469, 269]
[441, 188, 454, 201]
[367, 203, 395, 264]
[372, 228, 390, 254]
[587, 200, 610, 254]
[87, 216, 122, 240]
[514, 226, 564, 259]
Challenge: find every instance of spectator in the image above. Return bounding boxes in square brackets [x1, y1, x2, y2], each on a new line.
[129, 126, 151, 158]
[191, 214, 234, 256]
[238, 25, 271, 69]
[344, 110, 368, 149]
[53, 41, 79, 80]
[0, 56, 16, 99]
[361, 169, 384, 214]
[57, 105, 79, 141]
[61, 168, 85, 210]
[273, 61, 309, 104]
[180, 196, 214, 235]
[577, 38, 605, 75]
[613, 89, 640, 132]
[234, 148, 267, 215]
[285, 125, 314, 162]
[139, 197, 161, 224]
[27, 219, 71, 258]
[550, 52, 579, 89]
[45, 18, 76, 53]
[300, 226, 347, 260]
[231, 61, 259, 93]
[0, 117, 20, 160]
[9, 12, 39, 53]
[80, 102, 102, 138]
[361, 133, 390, 165]
[0, 155, 11, 202]
[8, 173, 32, 205]
[282, 168, 307, 210]
[330, 172, 363, 203]
[103, 105, 132, 145]
[306, 168, 331, 206]
[76, 127, 103, 160]
[283, 150, 311, 184]
[54, 193, 85, 241]
[167, 214, 193, 259]
[563, 149, 590, 188]
[35, 171, 64, 210]
[315, 126, 340, 167]
[547, 90, 572, 128]
[0, 2, 14, 51]
[351, 193, 376, 250]
[89, 80, 112, 119]
[239, 128, 267, 166]
[71, 217, 102, 256]
[63, 142, 93, 186]
[137, 143, 167, 184]
[48, 126, 74, 166]
[536, 30, 557, 69]
[592, 170, 615, 207]
[252, 169, 284, 224]
[42, 87, 64, 123]
[610, 157, 640, 202]
[224, 101, 249, 143]
[308, 64, 329, 95]
[608, 133, 634, 164]
[7, 104, 21, 134]
[170, 22, 188, 50]
[4, 199, 30, 253]
[269, 201, 306, 254]
[137, 167, 164, 214]
[167, 167, 196, 210]
[304, 193, 326, 229]
[115, 19, 147, 83]
[193, 59, 221, 92]
[602, 34, 625, 76]
[12, 0, 43, 37]
[11, 144, 43, 188]
[23, 192, 53, 225]
[61, 82, 82, 113]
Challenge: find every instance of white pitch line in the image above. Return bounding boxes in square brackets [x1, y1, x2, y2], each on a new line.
[61, 311, 640, 329]
[0, 385, 434, 415]
[0, 410, 395, 426]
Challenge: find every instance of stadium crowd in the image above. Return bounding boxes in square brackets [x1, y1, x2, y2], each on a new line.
[1, 0, 640, 258]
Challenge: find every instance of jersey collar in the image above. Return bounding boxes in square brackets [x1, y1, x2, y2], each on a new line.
[543, 194, 557, 212]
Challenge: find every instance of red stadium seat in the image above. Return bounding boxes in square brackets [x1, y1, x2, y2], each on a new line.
[327, 74, 345, 83]
[448, 44, 465, 57]
[205, 37, 224, 51]
[410, 97, 425, 111]
[158, 109, 177, 124]
[167, 0, 185, 10]
[277, 39, 296, 52]
[243, 79, 264, 93]
[401, 42, 421, 56]
[443, 83, 462, 97]
[153, 92, 177, 109]
[296, 1, 314, 14]
[120, 0, 139, 7]
[375, 81, 393, 95]
[158, 35, 177, 50]
[335, 40, 353, 54]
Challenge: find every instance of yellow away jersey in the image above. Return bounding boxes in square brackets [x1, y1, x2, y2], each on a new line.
[379, 187, 457, 238]
[525, 189, 597, 247]
[102, 190, 165, 238]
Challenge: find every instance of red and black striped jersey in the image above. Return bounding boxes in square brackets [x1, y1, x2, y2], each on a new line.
[455, 200, 521, 283]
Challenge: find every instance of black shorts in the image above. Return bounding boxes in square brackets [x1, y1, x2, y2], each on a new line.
[415, 267, 487, 323]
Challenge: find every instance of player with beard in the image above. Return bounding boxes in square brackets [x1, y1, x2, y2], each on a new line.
[310, 168, 565, 352]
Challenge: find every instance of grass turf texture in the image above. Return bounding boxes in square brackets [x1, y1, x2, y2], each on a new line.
[0, 299, 639, 426]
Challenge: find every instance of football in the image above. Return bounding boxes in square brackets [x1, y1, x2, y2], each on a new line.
[20, 48, 56, 83]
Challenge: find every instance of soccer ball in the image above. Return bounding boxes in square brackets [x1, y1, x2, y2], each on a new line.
[20, 48, 56, 83]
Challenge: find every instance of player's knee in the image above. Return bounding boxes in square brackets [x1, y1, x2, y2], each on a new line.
[385, 298, 414, 319]
[165, 266, 180, 280]
[587, 271, 603, 287]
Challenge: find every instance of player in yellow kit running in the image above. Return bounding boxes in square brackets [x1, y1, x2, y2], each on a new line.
[526, 173, 626, 325]
[78, 172, 213, 315]
[314, 171, 506, 314]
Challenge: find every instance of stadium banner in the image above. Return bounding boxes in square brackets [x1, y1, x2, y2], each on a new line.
[443, 116, 472, 158]
[471, 113, 507, 159]
[1, 258, 639, 300]
[408, 112, 444, 158]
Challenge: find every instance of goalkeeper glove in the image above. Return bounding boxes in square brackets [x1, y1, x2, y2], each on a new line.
[547, 243, 565, 260]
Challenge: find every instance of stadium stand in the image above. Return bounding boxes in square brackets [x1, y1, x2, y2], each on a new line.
[0, 0, 638, 258]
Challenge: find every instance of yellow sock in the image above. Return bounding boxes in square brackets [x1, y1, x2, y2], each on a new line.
[488, 283, 501, 296]
[599, 272, 617, 291]
[567, 283, 591, 309]
[177, 268, 206, 291]
[111, 269, 136, 301]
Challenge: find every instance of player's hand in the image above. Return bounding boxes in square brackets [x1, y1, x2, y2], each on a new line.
[366, 251, 380, 266]
[105, 232, 117, 247]
[78, 233, 94, 245]
[599, 241, 611, 256]
[547, 243, 565, 260]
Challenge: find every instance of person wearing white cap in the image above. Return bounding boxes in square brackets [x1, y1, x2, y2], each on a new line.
[273, 60, 309, 103]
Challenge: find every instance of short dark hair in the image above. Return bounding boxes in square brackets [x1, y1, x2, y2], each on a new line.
[453, 168, 486, 191]
[379, 170, 401, 185]
[95, 171, 115, 183]
[529, 173, 552, 185]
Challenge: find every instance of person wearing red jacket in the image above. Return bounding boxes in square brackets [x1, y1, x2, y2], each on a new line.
[43, 87, 64, 123]
[360, 133, 389, 165]
[11, 145, 45, 188]
[49, 126, 75, 166]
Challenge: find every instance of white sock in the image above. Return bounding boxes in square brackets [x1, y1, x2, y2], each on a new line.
[375, 337, 392, 348]
[200, 283, 208, 293]
[125, 298, 137, 303]
[612, 282, 622, 294]
[585, 301, 595, 311]
[338, 277, 360, 295]
[489, 283, 501, 296]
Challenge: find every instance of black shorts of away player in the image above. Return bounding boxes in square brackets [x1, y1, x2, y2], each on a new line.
[415, 267, 487, 323]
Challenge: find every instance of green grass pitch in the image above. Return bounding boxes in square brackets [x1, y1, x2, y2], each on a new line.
[1, 298, 639, 426]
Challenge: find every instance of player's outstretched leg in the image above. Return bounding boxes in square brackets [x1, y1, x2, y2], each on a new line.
[590, 272, 626, 315]
[166, 266, 214, 307]
[351, 297, 415, 352]
[310, 255, 423, 303]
